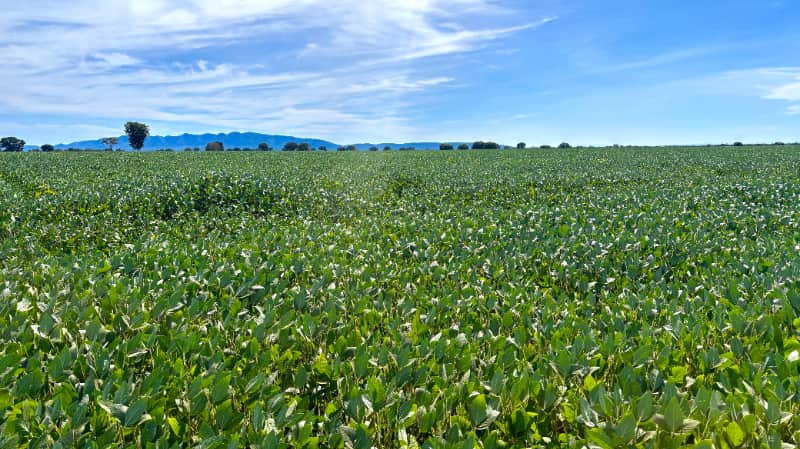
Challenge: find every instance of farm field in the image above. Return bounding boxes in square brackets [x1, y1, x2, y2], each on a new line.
[1, 147, 800, 448]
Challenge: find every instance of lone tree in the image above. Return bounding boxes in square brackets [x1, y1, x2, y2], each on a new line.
[0, 137, 25, 152]
[40, 144, 55, 152]
[205, 141, 224, 151]
[102, 137, 119, 151]
[258, 143, 271, 151]
[283, 142, 298, 151]
[124, 122, 150, 151]
[439, 143, 454, 150]
[517, 142, 526, 149]
[457, 143, 469, 150]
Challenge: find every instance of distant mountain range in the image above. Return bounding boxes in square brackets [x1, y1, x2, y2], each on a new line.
[53, 132, 336, 151]
[44, 132, 473, 151]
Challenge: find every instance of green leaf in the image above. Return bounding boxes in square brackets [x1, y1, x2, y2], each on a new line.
[586, 428, 615, 449]
[467, 393, 487, 426]
[583, 374, 599, 392]
[653, 397, 684, 433]
[615, 414, 637, 442]
[14, 371, 45, 397]
[636, 394, 653, 421]
[98, 401, 128, 422]
[354, 424, 372, 449]
[124, 399, 147, 427]
[211, 376, 230, 404]
[725, 421, 745, 448]
[167, 417, 181, 435]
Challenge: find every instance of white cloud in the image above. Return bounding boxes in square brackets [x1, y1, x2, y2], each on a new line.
[766, 81, 800, 102]
[0, 1, 551, 143]
[716, 67, 800, 115]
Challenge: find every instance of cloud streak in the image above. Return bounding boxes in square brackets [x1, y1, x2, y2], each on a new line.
[716, 67, 800, 115]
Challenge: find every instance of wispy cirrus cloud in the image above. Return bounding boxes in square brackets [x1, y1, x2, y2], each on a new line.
[0, 0, 551, 143]
[711, 67, 800, 114]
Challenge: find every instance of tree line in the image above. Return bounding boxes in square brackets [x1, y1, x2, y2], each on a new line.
[5, 120, 793, 152]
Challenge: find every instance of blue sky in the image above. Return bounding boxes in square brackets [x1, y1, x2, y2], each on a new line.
[1, 0, 799, 146]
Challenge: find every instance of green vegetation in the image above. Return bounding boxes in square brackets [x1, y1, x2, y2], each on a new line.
[1, 146, 799, 448]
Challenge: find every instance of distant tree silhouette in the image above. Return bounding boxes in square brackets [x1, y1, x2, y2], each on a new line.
[124, 122, 149, 150]
[102, 137, 119, 151]
[0, 137, 25, 152]
[205, 141, 224, 151]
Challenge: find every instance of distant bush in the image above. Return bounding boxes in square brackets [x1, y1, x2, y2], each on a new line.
[205, 141, 224, 151]
[472, 141, 500, 150]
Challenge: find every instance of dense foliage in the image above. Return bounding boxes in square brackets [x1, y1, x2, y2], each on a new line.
[1, 147, 799, 448]
[124, 122, 150, 151]
[0, 137, 26, 152]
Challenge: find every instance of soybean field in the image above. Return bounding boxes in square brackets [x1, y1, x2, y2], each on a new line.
[1, 147, 800, 449]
